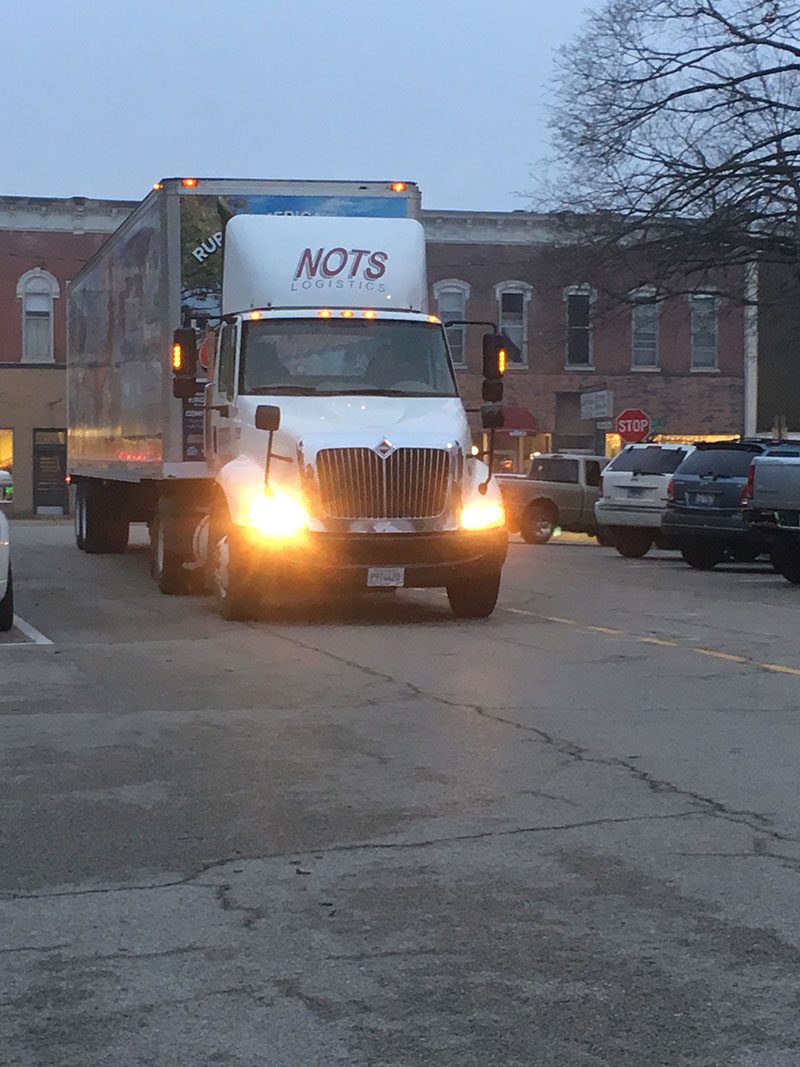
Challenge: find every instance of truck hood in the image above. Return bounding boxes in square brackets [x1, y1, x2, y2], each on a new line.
[237, 394, 471, 457]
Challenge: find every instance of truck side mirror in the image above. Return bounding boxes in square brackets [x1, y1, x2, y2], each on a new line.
[481, 404, 505, 430]
[482, 332, 519, 379]
[255, 405, 281, 432]
[171, 328, 198, 399]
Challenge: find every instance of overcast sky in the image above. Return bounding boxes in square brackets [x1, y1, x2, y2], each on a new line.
[1, 0, 592, 211]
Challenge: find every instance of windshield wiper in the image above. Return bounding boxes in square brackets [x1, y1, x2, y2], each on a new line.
[248, 385, 322, 395]
[344, 388, 419, 396]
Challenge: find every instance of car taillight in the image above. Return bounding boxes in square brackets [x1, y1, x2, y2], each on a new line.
[666, 478, 675, 501]
[742, 463, 755, 503]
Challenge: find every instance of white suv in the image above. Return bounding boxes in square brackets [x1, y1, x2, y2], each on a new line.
[0, 508, 12, 630]
[596, 443, 694, 558]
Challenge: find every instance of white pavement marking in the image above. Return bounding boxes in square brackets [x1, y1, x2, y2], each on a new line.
[5, 615, 54, 646]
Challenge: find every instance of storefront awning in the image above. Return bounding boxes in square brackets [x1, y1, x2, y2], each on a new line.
[500, 406, 536, 433]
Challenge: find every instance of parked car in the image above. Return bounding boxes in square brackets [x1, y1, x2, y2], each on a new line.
[662, 441, 774, 569]
[743, 447, 800, 583]
[497, 453, 608, 544]
[0, 507, 13, 631]
[596, 442, 694, 558]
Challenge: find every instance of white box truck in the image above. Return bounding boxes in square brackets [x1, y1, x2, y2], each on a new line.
[68, 177, 509, 618]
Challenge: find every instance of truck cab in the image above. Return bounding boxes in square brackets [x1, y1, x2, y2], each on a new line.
[176, 215, 508, 618]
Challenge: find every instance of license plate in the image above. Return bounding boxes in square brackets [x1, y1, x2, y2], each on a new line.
[627, 486, 645, 497]
[694, 493, 716, 506]
[367, 566, 405, 588]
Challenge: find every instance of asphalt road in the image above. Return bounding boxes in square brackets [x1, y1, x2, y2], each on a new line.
[3, 522, 800, 1066]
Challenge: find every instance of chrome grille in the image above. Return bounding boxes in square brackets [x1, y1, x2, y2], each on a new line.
[316, 447, 451, 519]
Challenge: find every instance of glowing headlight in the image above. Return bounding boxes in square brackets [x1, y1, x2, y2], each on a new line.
[460, 500, 505, 531]
[246, 490, 309, 538]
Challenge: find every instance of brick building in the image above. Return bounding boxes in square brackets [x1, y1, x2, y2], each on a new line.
[424, 211, 750, 466]
[0, 196, 135, 515]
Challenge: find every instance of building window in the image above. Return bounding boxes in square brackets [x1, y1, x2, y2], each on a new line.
[564, 285, 595, 367]
[16, 268, 60, 363]
[494, 281, 532, 367]
[690, 293, 719, 369]
[631, 288, 659, 368]
[433, 279, 470, 367]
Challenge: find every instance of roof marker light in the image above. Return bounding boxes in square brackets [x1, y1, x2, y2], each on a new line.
[363, 310, 377, 319]
[181, 178, 199, 188]
[391, 181, 408, 192]
[428, 315, 440, 324]
[153, 182, 163, 191]
[341, 310, 354, 318]
[249, 311, 263, 320]
[318, 309, 333, 318]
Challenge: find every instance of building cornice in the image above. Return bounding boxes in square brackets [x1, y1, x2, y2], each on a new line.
[0, 196, 136, 235]
[422, 209, 567, 246]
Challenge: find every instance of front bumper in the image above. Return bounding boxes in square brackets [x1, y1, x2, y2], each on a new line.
[236, 528, 508, 589]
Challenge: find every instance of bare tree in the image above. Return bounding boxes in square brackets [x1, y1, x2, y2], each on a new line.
[540, 0, 800, 292]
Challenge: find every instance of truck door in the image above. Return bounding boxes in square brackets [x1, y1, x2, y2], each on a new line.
[206, 321, 239, 473]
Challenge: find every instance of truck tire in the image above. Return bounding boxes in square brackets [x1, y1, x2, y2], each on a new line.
[211, 530, 261, 620]
[446, 568, 502, 619]
[596, 526, 615, 547]
[681, 542, 726, 570]
[770, 543, 800, 585]
[75, 482, 128, 554]
[0, 566, 13, 632]
[150, 503, 192, 595]
[613, 528, 653, 559]
[520, 501, 557, 545]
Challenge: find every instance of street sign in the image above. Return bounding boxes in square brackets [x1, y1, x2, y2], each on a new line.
[615, 408, 651, 443]
[580, 390, 614, 421]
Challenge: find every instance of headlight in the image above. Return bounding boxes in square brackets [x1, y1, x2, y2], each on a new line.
[246, 489, 309, 538]
[460, 500, 505, 531]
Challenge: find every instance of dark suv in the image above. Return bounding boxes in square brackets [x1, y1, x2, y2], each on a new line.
[662, 441, 772, 569]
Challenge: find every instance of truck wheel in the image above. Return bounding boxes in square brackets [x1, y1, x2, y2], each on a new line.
[75, 482, 128, 554]
[0, 566, 13, 632]
[613, 529, 653, 559]
[212, 532, 260, 620]
[596, 526, 614, 547]
[150, 506, 192, 595]
[446, 568, 501, 619]
[520, 501, 557, 545]
[770, 543, 800, 585]
[681, 542, 726, 570]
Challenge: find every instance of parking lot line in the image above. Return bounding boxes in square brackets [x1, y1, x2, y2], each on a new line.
[695, 648, 748, 663]
[760, 662, 800, 677]
[9, 615, 53, 646]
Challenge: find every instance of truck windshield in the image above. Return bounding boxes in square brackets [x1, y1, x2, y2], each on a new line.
[240, 319, 457, 397]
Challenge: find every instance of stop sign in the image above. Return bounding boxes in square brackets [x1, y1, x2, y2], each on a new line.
[615, 408, 651, 443]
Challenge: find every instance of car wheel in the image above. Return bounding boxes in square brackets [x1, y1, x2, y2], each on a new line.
[596, 526, 615, 547]
[770, 543, 800, 585]
[680, 543, 726, 570]
[0, 565, 13, 632]
[613, 529, 653, 559]
[446, 568, 502, 619]
[520, 501, 557, 545]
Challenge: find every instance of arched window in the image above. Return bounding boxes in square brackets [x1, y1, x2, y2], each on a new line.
[494, 281, 532, 367]
[433, 279, 471, 367]
[17, 268, 60, 363]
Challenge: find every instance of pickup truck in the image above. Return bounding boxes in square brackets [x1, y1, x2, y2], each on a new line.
[497, 453, 608, 544]
[743, 448, 800, 582]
